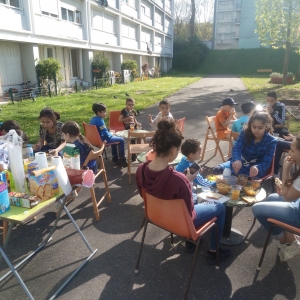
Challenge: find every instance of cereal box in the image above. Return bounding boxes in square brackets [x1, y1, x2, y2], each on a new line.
[29, 166, 59, 201]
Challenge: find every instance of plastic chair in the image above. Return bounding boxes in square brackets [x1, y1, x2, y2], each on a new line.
[257, 218, 300, 270]
[176, 117, 186, 133]
[135, 192, 219, 300]
[109, 110, 124, 132]
[82, 122, 120, 160]
[81, 141, 111, 221]
[127, 130, 155, 184]
[201, 116, 232, 162]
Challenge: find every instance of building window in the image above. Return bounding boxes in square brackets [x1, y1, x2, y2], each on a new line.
[0, 0, 20, 8]
[61, 7, 81, 24]
[141, 5, 145, 15]
[47, 48, 53, 58]
[40, 0, 58, 17]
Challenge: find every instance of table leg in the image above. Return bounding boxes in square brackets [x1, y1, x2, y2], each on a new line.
[221, 206, 244, 246]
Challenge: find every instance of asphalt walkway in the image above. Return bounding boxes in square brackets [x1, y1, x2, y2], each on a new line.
[0, 75, 299, 300]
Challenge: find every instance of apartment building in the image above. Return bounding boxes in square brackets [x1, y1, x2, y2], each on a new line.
[0, 0, 174, 96]
[213, 0, 260, 50]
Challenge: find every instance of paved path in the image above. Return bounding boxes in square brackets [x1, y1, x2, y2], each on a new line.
[1, 75, 299, 300]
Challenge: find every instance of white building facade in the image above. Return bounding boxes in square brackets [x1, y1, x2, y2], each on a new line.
[0, 0, 174, 96]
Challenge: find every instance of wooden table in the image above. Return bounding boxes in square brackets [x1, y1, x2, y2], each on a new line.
[0, 191, 97, 300]
[137, 151, 184, 165]
[115, 129, 149, 139]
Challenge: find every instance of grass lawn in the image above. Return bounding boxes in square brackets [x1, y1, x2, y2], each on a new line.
[2, 73, 201, 143]
[241, 75, 300, 134]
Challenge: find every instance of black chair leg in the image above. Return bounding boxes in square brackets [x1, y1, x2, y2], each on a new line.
[140, 217, 146, 228]
[135, 219, 149, 273]
[170, 233, 174, 245]
[257, 225, 274, 270]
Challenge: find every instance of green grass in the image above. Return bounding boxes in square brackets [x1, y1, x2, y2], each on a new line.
[3, 73, 201, 143]
[241, 75, 300, 134]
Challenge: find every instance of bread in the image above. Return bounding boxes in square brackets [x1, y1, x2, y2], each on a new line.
[241, 196, 256, 204]
[43, 184, 52, 200]
[275, 178, 282, 188]
[37, 186, 44, 200]
[206, 192, 222, 200]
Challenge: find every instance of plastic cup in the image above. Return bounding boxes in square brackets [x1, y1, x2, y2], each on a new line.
[251, 177, 262, 189]
[201, 186, 211, 193]
[130, 123, 135, 131]
[231, 185, 242, 200]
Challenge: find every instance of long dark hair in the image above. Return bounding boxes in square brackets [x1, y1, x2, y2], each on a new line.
[62, 121, 93, 150]
[150, 118, 183, 157]
[244, 110, 273, 144]
[285, 135, 300, 187]
[39, 107, 60, 122]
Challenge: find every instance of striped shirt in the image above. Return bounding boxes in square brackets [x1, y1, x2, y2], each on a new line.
[271, 101, 286, 125]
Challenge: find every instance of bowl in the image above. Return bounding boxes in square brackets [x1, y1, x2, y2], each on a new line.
[243, 186, 259, 196]
[216, 183, 231, 195]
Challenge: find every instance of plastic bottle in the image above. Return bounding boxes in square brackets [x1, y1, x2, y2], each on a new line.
[26, 144, 34, 160]
[223, 164, 231, 184]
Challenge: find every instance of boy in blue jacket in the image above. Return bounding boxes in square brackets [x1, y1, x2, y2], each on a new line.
[176, 139, 216, 195]
[90, 103, 126, 164]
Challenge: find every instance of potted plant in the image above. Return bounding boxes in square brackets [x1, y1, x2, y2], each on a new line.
[287, 72, 294, 84]
[91, 53, 110, 81]
[270, 72, 283, 84]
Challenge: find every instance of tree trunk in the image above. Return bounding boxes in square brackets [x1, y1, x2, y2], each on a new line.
[190, 0, 196, 39]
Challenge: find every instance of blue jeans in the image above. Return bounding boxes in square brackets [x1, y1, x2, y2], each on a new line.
[103, 136, 125, 158]
[252, 193, 300, 235]
[193, 202, 225, 250]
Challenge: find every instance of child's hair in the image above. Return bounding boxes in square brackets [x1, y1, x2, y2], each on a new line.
[244, 110, 273, 144]
[126, 98, 134, 103]
[16, 130, 29, 144]
[159, 99, 170, 106]
[149, 119, 183, 157]
[62, 121, 93, 150]
[241, 101, 256, 114]
[285, 135, 300, 187]
[267, 91, 277, 100]
[1, 120, 21, 133]
[181, 138, 201, 157]
[92, 103, 106, 114]
[39, 108, 60, 122]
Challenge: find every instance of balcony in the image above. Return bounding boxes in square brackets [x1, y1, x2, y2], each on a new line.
[234, 18, 240, 24]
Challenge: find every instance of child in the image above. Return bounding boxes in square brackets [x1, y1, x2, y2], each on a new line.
[90, 103, 126, 164]
[266, 90, 289, 137]
[215, 97, 238, 139]
[33, 108, 65, 156]
[62, 121, 97, 174]
[118, 98, 141, 129]
[176, 139, 216, 193]
[232, 101, 256, 134]
[213, 110, 277, 178]
[148, 99, 174, 127]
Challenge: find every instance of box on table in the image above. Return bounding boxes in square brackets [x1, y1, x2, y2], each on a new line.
[9, 192, 39, 209]
[29, 166, 59, 202]
[63, 143, 80, 170]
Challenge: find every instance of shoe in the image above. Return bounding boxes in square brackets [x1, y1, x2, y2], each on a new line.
[278, 243, 289, 261]
[120, 157, 127, 166]
[279, 240, 300, 262]
[206, 247, 231, 265]
[131, 154, 137, 162]
[112, 156, 119, 163]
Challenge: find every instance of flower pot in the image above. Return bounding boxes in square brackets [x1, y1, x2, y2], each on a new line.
[270, 77, 282, 84]
[287, 77, 293, 84]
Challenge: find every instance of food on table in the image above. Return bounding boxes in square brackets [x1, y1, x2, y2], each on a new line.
[206, 192, 222, 200]
[237, 174, 248, 186]
[241, 196, 256, 204]
[206, 174, 223, 182]
[243, 186, 259, 196]
[216, 183, 231, 195]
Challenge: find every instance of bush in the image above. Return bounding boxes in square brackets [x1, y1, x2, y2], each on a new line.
[35, 58, 62, 84]
[92, 52, 110, 80]
[270, 72, 282, 78]
[121, 59, 138, 80]
[173, 36, 209, 71]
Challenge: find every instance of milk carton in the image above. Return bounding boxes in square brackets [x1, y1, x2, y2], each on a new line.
[63, 143, 80, 170]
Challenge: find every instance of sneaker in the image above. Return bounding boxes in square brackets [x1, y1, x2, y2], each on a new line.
[279, 240, 300, 262]
[131, 154, 137, 162]
[206, 247, 231, 265]
[120, 157, 127, 166]
[278, 243, 289, 261]
[112, 156, 119, 163]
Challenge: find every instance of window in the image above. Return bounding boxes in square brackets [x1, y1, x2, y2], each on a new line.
[122, 21, 136, 39]
[155, 12, 162, 24]
[61, 7, 80, 24]
[0, 0, 20, 8]
[141, 5, 145, 14]
[40, 0, 58, 17]
[47, 48, 53, 58]
[70, 49, 79, 78]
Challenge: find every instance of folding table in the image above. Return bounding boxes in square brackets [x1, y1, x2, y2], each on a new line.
[0, 192, 97, 300]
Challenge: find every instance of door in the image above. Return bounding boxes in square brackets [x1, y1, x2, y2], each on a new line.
[70, 49, 79, 78]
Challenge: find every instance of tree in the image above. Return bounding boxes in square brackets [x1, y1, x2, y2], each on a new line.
[91, 52, 110, 80]
[255, 0, 300, 85]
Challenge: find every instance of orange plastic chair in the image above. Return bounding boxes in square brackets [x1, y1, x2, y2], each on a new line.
[135, 192, 219, 300]
[81, 141, 111, 221]
[257, 218, 300, 270]
[109, 110, 124, 132]
[176, 117, 186, 133]
[82, 122, 120, 160]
